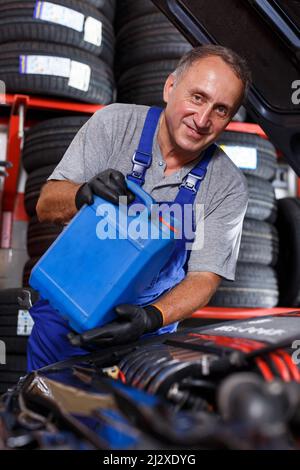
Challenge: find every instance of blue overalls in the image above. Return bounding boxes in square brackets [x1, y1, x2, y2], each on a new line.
[27, 107, 215, 371]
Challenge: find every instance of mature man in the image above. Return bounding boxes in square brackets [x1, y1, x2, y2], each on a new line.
[27, 45, 250, 371]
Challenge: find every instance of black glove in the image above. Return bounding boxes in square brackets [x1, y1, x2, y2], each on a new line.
[75, 169, 135, 210]
[68, 304, 163, 348]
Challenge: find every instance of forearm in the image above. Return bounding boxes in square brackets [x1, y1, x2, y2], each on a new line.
[153, 272, 221, 325]
[36, 180, 80, 224]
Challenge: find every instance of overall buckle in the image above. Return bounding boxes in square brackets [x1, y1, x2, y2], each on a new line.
[181, 172, 205, 192]
[131, 152, 152, 179]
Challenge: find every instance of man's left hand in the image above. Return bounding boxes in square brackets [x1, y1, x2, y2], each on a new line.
[68, 304, 163, 348]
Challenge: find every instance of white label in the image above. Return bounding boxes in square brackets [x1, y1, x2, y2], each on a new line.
[221, 145, 257, 170]
[19, 55, 90, 92]
[17, 309, 34, 336]
[20, 55, 71, 77]
[84, 17, 102, 46]
[68, 60, 91, 91]
[34, 1, 84, 32]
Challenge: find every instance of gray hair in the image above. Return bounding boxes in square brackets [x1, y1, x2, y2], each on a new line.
[173, 45, 252, 101]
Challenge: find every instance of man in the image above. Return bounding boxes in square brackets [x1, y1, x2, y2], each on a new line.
[27, 45, 250, 371]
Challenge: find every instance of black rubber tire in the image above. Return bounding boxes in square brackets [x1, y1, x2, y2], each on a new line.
[275, 198, 300, 307]
[246, 175, 277, 222]
[23, 139, 75, 173]
[87, 0, 115, 21]
[0, 326, 31, 336]
[117, 60, 178, 106]
[0, 382, 16, 394]
[209, 263, 279, 308]
[24, 165, 56, 216]
[0, 306, 23, 321]
[0, 304, 35, 330]
[23, 116, 89, 173]
[0, 1, 114, 63]
[0, 371, 26, 389]
[24, 115, 89, 145]
[0, 355, 27, 372]
[239, 218, 279, 266]
[0, 291, 37, 355]
[27, 218, 63, 258]
[0, 314, 28, 327]
[28, 215, 63, 236]
[0, 370, 26, 381]
[0, 383, 14, 394]
[0, 288, 38, 305]
[23, 257, 40, 287]
[24, 185, 42, 217]
[217, 131, 277, 181]
[115, 13, 191, 75]
[0, 41, 114, 104]
[1, 337, 28, 354]
[25, 165, 56, 186]
[115, 0, 158, 31]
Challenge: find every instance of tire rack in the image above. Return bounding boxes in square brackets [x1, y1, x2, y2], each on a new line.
[0, 93, 103, 249]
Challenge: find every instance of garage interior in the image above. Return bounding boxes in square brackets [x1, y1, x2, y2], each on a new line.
[0, 0, 300, 451]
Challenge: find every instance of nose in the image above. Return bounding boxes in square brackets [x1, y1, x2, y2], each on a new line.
[193, 104, 212, 129]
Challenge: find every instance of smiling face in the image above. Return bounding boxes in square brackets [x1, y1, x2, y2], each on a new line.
[160, 55, 245, 159]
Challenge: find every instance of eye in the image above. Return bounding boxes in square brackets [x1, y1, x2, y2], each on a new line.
[216, 106, 228, 117]
[193, 94, 204, 103]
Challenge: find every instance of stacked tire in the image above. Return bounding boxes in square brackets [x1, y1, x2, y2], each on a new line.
[22, 115, 90, 285]
[210, 131, 279, 308]
[115, 0, 192, 106]
[0, 288, 39, 395]
[0, 0, 115, 103]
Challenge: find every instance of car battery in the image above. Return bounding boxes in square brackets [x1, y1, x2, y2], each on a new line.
[29, 180, 179, 333]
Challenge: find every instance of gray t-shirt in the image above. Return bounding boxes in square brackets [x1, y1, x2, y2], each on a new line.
[49, 103, 248, 281]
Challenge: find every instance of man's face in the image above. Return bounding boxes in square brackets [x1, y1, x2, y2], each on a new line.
[162, 56, 245, 156]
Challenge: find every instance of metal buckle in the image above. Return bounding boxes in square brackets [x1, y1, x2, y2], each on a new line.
[131, 152, 152, 179]
[132, 164, 145, 179]
[181, 172, 204, 192]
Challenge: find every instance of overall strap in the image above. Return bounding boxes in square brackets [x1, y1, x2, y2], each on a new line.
[174, 143, 216, 258]
[127, 106, 163, 186]
[174, 144, 216, 207]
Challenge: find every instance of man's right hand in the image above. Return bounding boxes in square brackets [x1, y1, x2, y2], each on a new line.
[75, 169, 135, 210]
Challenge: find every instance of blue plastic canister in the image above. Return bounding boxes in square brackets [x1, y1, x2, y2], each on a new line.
[29, 180, 179, 333]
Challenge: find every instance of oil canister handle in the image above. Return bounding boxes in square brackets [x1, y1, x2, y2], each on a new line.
[126, 178, 154, 215]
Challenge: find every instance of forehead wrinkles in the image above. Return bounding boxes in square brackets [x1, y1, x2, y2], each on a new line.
[179, 63, 243, 106]
[178, 63, 219, 90]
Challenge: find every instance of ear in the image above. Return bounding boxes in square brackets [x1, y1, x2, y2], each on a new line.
[163, 74, 176, 104]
